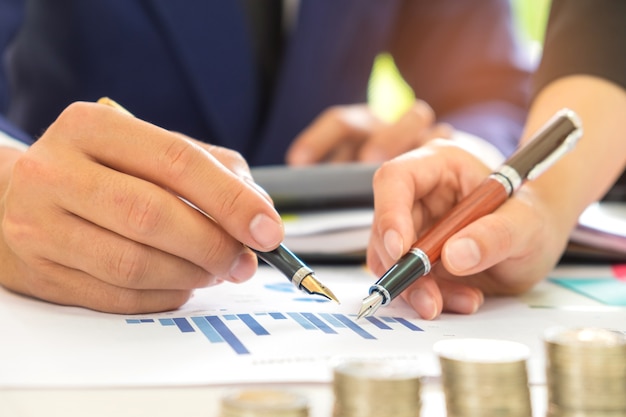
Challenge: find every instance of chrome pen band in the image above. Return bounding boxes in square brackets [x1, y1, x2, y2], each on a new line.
[292, 266, 314, 288]
[492, 165, 521, 195]
[408, 248, 431, 275]
[369, 284, 392, 306]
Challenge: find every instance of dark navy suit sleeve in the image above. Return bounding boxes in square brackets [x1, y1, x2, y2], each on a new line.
[389, 0, 533, 157]
[0, 0, 32, 144]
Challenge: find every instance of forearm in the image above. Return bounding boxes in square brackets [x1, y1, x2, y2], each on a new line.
[522, 75, 626, 241]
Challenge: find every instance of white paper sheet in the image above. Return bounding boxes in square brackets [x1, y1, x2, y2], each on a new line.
[1, 265, 624, 389]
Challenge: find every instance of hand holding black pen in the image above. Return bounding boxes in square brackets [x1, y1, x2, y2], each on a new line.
[97, 98, 339, 305]
[358, 109, 583, 318]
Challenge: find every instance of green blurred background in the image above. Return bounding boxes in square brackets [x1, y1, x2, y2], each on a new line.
[367, 0, 552, 121]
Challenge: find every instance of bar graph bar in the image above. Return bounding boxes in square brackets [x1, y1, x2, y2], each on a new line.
[190, 316, 223, 343]
[393, 317, 423, 331]
[173, 317, 194, 333]
[205, 316, 249, 355]
[126, 311, 425, 355]
[365, 316, 393, 330]
[332, 313, 376, 339]
[301, 312, 337, 334]
[288, 312, 317, 330]
[237, 314, 270, 336]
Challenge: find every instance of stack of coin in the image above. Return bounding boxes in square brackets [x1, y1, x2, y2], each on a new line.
[434, 338, 532, 417]
[332, 359, 422, 417]
[220, 388, 309, 417]
[544, 327, 626, 416]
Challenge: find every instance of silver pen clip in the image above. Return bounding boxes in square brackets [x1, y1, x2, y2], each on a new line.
[527, 109, 583, 181]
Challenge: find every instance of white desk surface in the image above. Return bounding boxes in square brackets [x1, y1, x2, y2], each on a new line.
[0, 270, 617, 417]
[1, 382, 551, 417]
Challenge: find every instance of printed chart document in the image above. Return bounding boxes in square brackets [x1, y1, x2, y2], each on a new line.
[1, 265, 624, 389]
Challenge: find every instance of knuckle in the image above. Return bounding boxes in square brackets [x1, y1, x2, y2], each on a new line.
[407, 100, 435, 123]
[373, 159, 400, 187]
[52, 102, 98, 135]
[198, 235, 232, 273]
[119, 190, 165, 237]
[159, 139, 199, 183]
[110, 244, 151, 288]
[210, 145, 247, 165]
[11, 153, 37, 180]
[11, 152, 53, 188]
[212, 146, 250, 176]
[215, 183, 247, 219]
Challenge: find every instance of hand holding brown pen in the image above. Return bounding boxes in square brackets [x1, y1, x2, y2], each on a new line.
[365, 109, 582, 319]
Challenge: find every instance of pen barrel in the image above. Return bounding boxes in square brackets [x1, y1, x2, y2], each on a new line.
[374, 251, 430, 301]
[253, 245, 311, 287]
[416, 176, 509, 263]
[506, 111, 580, 179]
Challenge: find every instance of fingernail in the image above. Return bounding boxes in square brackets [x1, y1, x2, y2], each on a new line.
[229, 252, 257, 282]
[446, 292, 482, 314]
[383, 229, 404, 260]
[410, 288, 437, 320]
[250, 213, 283, 249]
[447, 238, 481, 271]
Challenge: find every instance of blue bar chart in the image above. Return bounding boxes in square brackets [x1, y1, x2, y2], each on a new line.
[126, 311, 423, 355]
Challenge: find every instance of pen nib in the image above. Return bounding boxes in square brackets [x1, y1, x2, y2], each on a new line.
[300, 274, 340, 304]
[356, 292, 384, 320]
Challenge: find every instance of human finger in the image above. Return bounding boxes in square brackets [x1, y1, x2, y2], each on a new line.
[440, 188, 562, 295]
[49, 102, 283, 252]
[368, 141, 489, 271]
[24, 261, 195, 314]
[398, 268, 485, 320]
[286, 105, 383, 165]
[396, 274, 443, 320]
[13, 139, 258, 284]
[34, 210, 228, 290]
[359, 100, 444, 162]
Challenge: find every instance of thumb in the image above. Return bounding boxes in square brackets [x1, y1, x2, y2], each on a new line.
[441, 199, 540, 275]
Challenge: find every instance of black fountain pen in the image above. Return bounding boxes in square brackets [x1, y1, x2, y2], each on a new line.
[253, 245, 339, 303]
[357, 108, 582, 319]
